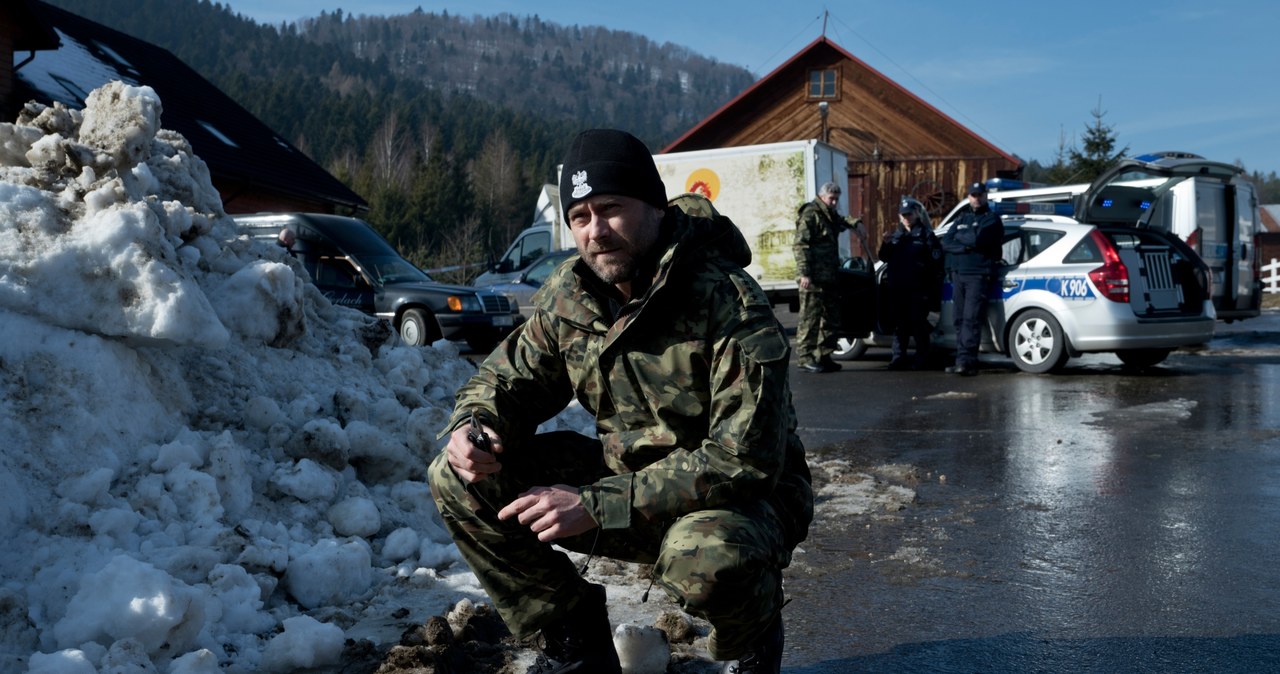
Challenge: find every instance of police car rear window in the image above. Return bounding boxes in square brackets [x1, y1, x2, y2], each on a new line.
[1064, 236, 1102, 264]
[1024, 230, 1064, 259]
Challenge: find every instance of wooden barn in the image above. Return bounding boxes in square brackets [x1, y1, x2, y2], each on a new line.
[662, 35, 1022, 255]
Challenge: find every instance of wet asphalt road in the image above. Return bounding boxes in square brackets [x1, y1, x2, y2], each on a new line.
[777, 309, 1280, 673]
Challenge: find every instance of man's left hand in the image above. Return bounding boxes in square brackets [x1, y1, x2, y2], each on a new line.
[498, 485, 598, 542]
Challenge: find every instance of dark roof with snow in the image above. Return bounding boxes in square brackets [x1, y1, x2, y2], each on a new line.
[1262, 205, 1279, 234]
[12, 1, 366, 214]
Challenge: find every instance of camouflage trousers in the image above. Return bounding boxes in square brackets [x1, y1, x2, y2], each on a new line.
[427, 430, 792, 660]
[795, 283, 842, 365]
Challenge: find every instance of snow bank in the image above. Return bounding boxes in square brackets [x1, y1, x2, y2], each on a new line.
[0, 80, 593, 673]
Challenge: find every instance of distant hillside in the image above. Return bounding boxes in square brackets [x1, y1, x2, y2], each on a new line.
[40, 0, 754, 159]
[294, 9, 756, 145]
[37, 0, 756, 270]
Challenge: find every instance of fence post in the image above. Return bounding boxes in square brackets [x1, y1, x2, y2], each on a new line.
[1264, 258, 1280, 294]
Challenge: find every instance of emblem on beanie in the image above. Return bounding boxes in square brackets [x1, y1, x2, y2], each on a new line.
[570, 170, 592, 199]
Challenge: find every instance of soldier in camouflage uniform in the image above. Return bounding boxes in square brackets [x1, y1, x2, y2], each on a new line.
[793, 182, 855, 373]
[428, 129, 813, 674]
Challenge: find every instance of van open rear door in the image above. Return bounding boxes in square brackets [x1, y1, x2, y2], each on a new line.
[1073, 152, 1259, 321]
[1224, 181, 1263, 320]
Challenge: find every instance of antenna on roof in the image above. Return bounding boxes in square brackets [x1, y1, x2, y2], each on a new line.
[822, 10, 829, 37]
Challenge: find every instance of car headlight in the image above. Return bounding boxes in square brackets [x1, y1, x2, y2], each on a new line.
[447, 295, 482, 312]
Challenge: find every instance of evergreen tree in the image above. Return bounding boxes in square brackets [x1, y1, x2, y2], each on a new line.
[1246, 170, 1280, 203]
[365, 184, 414, 250]
[410, 137, 475, 255]
[1067, 99, 1129, 183]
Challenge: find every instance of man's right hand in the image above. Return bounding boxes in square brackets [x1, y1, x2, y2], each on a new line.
[445, 422, 504, 483]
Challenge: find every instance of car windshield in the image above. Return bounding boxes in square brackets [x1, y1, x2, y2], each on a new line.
[362, 255, 433, 284]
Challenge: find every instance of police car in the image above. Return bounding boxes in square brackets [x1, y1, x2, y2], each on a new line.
[837, 158, 1222, 373]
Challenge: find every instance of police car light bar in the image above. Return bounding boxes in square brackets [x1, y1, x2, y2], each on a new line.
[991, 202, 1076, 216]
[985, 178, 1047, 191]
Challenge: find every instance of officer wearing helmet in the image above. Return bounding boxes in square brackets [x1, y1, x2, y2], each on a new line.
[877, 197, 944, 370]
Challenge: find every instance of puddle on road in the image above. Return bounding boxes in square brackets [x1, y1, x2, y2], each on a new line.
[923, 391, 978, 400]
[1086, 397, 1198, 424]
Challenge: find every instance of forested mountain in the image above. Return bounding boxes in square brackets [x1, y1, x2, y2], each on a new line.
[295, 8, 754, 144]
[39, 0, 756, 273]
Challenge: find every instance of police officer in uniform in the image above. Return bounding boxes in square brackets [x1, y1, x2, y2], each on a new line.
[429, 129, 812, 674]
[878, 197, 943, 370]
[940, 181, 1004, 376]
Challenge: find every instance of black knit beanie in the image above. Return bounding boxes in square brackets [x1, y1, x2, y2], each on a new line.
[559, 129, 667, 214]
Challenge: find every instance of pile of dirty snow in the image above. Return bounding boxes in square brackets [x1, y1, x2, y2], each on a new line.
[0, 80, 612, 673]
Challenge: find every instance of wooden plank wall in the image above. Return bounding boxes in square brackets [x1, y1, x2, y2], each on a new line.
[850, 157, 1016, 255]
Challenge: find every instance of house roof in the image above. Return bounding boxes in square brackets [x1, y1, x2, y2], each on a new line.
[14, 1, 366, 212]
[1262, 205, 1280, 234]
[661, 35, 1019, 166]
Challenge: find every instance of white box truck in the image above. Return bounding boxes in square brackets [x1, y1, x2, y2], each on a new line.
[474, 140, 852, 308]
[940, 152, 1263, 322]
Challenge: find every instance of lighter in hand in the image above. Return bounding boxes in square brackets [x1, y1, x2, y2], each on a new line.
[467, 410, 492, 452]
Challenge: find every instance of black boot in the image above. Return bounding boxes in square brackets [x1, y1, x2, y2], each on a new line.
[526, 583, 621, 674]
[720, 614, 784, 674]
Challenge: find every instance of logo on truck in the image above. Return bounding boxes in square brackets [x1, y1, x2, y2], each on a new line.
[684, 168, 720, 201]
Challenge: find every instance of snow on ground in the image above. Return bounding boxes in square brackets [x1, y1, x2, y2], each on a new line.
[0, 80, 608, 673]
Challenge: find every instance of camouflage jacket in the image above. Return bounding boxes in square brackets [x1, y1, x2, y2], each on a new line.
[444, 207, 813, 548]
[793, 199, 845, 284]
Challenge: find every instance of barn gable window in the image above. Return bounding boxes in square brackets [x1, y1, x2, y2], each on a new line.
[807, 68, 839, 100]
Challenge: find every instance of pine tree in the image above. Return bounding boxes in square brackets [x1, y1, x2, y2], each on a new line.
[410, 137, 475, 255]
[1067, 98, 1129, 183]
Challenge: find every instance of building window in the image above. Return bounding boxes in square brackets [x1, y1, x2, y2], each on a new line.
[807, 69, 839, 100]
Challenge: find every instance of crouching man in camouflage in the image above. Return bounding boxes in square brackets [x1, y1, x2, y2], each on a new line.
[428, 129, 813, 674]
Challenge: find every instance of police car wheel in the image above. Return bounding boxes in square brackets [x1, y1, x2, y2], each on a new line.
[833, 337, 868, 361]
[1009, 309, 1067, 374]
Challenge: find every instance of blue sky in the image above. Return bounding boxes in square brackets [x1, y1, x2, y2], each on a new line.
[219, 1, 1280, 174]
